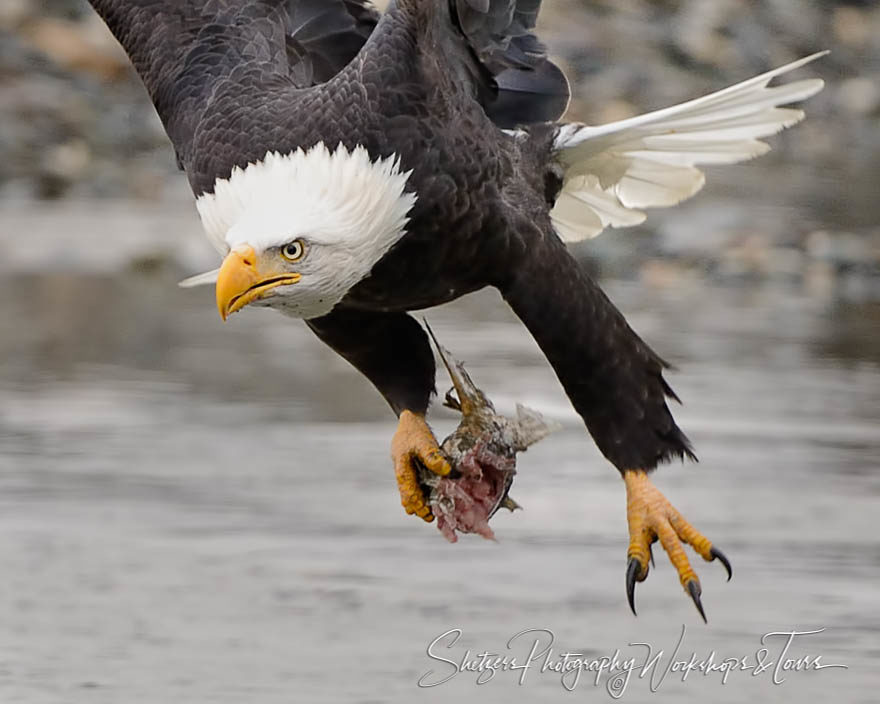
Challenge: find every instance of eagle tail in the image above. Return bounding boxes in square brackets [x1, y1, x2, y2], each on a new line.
[549, 51, 828, 243]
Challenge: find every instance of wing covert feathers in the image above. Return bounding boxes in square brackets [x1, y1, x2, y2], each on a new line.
[550, 52, 828, 243]
[451, 0, 571, 127]
[286, 0, 380, 86]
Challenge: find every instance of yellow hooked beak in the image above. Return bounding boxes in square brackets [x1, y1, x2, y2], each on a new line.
[215, 245, 301, 320]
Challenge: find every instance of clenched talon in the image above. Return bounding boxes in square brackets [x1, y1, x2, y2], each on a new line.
[391, 410, 452, 522]
[624, 469, 731, 621]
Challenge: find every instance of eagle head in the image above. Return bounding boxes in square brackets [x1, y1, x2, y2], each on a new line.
[188, 143, 416, 320]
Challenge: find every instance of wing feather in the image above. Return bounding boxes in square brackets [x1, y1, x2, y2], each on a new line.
[86, 0, 380, 170]
[86, 0, 294, 168]
[285, 0, 380, 85]
[450, 0, 571, 127]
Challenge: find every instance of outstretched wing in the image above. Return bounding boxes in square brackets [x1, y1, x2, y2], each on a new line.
[450, 0, 570, 128]
[88, 1, 291, 168]
[549, 52, 827, 242]
[87, 1, 379, 168]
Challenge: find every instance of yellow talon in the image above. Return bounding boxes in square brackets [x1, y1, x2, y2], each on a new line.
[624, 469, 731, 622]
[391, 410, 452, 523]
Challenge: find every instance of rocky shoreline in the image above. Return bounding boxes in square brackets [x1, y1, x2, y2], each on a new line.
[1, 0, 878, 293]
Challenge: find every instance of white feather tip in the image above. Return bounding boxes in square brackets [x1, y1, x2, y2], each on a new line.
[178, 268, 220, 288]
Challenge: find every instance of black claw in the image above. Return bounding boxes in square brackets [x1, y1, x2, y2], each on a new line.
[626, 558, 641, 616]
[709, 546, 733, 581]
[686, 580, 707, 623]
[443, 387, 461, 412]
[648, 544, 655, 568]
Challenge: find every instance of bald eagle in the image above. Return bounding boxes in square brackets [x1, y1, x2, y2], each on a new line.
[85, 0, 825, 620]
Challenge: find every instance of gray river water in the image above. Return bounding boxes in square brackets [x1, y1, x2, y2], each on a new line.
[0, 213, 878, 702]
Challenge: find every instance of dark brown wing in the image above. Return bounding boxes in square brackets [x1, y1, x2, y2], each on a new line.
[451, 0, 570, 127]
[87, 1, 294, 167]
[286, 0, 380, 86]
[87, 1, 379, 167]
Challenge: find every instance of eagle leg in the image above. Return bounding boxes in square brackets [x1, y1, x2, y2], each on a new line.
[391, 410, 452, 522]
[306, 308, 446, 521]
[624, 469, 732, 622]
[499, 225, 728, 615]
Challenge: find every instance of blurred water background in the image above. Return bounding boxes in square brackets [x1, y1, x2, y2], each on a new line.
[0, 1, 878, 702]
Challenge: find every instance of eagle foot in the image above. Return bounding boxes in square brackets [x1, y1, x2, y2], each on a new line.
[391, 410, 452, 523]
[623, 469, 732, 622]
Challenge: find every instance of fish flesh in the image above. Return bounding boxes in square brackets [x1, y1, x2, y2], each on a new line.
[419, 325, 560, 542]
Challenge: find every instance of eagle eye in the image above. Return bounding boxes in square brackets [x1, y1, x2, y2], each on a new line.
[280, 239, 306, 262]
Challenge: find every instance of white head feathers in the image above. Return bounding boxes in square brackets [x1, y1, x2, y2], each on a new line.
[193, 142, 417, 318]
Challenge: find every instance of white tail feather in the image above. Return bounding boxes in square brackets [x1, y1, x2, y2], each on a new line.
[550, 51, 828, 242]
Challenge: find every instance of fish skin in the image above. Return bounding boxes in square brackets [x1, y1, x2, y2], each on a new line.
[419, 326, 560, 542]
